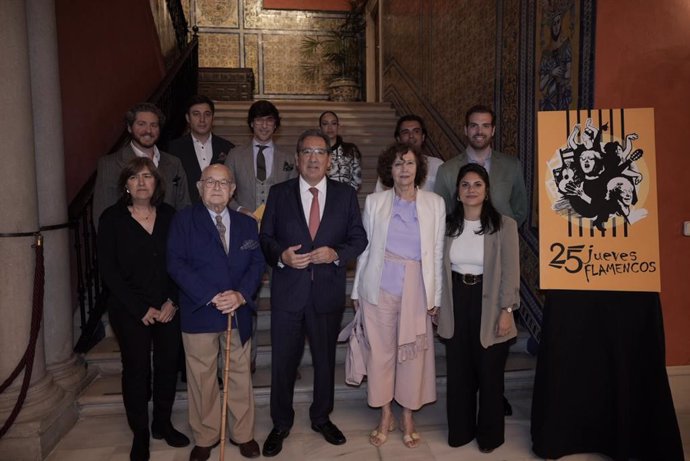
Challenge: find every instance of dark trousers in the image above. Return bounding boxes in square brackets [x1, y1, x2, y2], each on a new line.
[269, 298, 342, 430]
[109, 307, 181, 435]
[445, 275, 509, 450]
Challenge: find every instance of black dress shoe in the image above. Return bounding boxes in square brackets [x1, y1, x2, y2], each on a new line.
[151, 423, 190, 447]
[503, 395, 513, 416]
[229, 438, 261, 458]
[130, 431, 150, 461]
[262, 428, 290, 457]
[189, 441, 219, 461]
[311, 420, 346, 445]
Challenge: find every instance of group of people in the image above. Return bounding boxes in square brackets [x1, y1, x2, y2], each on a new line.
[94, 98, 528, 461]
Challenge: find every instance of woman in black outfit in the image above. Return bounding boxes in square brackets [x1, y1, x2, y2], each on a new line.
[98, 157, 189, 461]
[437, 164, 520, 453]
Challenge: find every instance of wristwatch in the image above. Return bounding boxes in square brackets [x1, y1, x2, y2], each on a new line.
[503, 306, 513, 313]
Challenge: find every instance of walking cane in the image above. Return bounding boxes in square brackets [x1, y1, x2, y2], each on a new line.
[219, 312, 233, 461]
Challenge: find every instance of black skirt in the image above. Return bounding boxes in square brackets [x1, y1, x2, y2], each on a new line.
[530, 290, 684, 461]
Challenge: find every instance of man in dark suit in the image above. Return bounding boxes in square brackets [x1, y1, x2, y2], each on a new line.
[167, 164, 264, 461]
[259, 129, 367, 457]
[93, 102, 190, 226]
[168, 95, 235, 202]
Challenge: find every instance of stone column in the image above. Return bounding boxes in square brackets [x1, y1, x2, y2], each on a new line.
[0, 1, 76, 459]
[26, 0, 86, 394]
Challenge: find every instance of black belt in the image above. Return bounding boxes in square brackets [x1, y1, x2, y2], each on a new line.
[453, 272, 483, 285]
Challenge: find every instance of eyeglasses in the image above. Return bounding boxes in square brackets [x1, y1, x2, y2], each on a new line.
[200, 178, 232, 189]
[299, 148, 329, 156]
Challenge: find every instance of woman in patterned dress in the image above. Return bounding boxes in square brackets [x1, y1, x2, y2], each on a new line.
[319, 110, 362, 190]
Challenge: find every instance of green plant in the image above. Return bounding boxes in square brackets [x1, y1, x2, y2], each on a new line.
[300, 0, 365, 84]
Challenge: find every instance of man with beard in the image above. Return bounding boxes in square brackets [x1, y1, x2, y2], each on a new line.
[93, 102, 191, 226]
[375, 114, 444, 192]
[435, 105, 527, 225]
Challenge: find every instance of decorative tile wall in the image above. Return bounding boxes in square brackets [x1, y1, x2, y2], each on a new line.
[199, 33, 240, 68]
[185, 0, 345, 99]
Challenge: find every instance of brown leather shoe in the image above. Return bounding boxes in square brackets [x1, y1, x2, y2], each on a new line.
[188, 441, 219, 461]
[229, 438, 260, 458]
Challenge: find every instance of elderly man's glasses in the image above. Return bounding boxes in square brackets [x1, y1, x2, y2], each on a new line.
[200, 178, 232, 189]
[299, 148, 329, 156]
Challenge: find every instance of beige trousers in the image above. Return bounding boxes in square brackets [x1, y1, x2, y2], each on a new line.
[182, 330, 255, 446]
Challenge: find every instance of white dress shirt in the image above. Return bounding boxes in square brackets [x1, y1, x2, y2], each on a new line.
[131, 142, 161, 167]
[192, 133, 213, 170]
[299, 175, 327, 221]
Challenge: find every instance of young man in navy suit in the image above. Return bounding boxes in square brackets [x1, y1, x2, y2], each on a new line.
[259, 130, 367, 457]
[167, 164, 264, 460]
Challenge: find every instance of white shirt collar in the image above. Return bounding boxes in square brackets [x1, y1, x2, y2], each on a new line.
[253, 138, 274, 149]
[192, 132, 213, 146]
[206, 206, 229, 221]
[299, 175, 327, 194]
[130, 142, 160, 167]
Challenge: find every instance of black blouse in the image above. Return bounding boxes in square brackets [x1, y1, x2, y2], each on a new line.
[97, 201, 177, 321]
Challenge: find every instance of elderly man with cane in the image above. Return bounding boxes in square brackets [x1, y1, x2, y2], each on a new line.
[168, 164, 264, 460]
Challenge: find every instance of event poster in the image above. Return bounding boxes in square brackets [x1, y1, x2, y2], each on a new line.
[538, 108, 661, 291]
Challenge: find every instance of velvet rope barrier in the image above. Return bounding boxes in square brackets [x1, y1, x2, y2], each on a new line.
[0, 233, 45, 439]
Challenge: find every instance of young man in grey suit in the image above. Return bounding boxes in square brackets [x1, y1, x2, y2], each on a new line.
[224, 100, 297, 220]
[434, 105, 528, 226]
[168, 95, 235, 202]
[93, 102, 190, 227]
[224, 100, 298, 373]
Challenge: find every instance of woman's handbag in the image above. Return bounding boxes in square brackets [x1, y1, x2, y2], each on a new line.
[337, 308, 369, 386]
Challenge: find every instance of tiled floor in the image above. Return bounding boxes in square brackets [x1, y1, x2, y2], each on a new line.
[46, 389, 689, 461]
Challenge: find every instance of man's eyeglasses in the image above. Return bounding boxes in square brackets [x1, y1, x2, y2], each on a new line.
[200, 178, 232, 189]
[299, 148, 329, 156]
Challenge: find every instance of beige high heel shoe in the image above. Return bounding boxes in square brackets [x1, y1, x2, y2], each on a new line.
[401, 423, 421, 448]
[369, 418, 397, 447]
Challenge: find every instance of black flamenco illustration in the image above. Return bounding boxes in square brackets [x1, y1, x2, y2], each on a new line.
[551, 118, 647, 230]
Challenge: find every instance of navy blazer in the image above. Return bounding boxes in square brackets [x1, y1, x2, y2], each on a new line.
[167, 202, 264, 343]
[168, 133, 235, 202]
[259, 178, 367, 314]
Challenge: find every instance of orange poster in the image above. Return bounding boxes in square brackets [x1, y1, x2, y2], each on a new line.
[538, 108, 660, 291]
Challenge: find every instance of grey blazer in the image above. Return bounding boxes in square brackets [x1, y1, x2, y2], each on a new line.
[437, 215, 520, 349]
[92, 143, 191, 227]
[224, 142, 297, 211]
[434, 150, 528, 226]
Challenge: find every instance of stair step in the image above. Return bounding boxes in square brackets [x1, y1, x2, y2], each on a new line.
[77, 351, 535, 416]
[84, 319, 532, 375]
